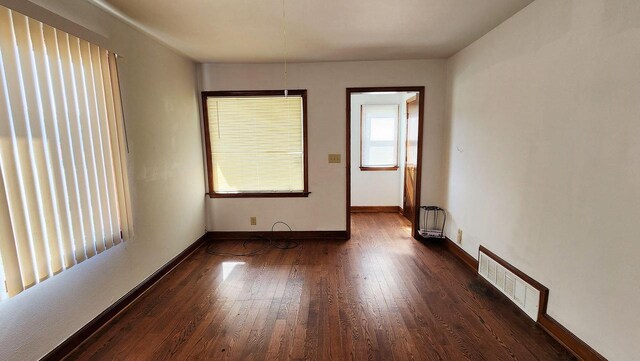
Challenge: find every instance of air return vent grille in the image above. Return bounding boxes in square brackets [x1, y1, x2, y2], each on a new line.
[478, 250, 541, 321]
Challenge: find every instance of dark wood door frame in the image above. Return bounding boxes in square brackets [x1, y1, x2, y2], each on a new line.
[346, 86, 426, 239]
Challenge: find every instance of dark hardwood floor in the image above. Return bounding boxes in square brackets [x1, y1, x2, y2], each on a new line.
[67, 213, 574, 360]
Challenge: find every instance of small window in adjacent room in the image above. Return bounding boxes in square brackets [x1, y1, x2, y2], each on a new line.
[0, 5, 132, 299]
[360, 104, 399, 170]
[202, 90, 308, 197]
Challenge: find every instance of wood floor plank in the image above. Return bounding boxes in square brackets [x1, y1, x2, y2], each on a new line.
[66, 213, 574, 361]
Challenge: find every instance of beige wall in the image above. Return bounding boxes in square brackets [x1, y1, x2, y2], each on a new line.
[201, 60, 446, 231]
[444, 0, 640, 359]
[0, 1, 205, 360]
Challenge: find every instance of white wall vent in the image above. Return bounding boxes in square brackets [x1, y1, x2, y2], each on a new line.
[478, 249, 541, 321]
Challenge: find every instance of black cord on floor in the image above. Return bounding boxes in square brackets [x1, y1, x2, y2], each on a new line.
[206, 221, 299, 257]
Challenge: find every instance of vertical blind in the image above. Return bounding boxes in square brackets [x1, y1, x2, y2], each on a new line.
[0, 6, 132, 299]
[205, 95, 304, 193]
[361, 104, 399, 167]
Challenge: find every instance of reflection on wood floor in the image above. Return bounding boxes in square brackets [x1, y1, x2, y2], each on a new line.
[68, 213, 574, 360]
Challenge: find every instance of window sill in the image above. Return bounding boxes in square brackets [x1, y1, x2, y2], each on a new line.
[208, 191, 311, 198]
[359, 166, 399, 172]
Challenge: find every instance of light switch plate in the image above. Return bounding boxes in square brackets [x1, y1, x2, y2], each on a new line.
[328, 154, 341, 163]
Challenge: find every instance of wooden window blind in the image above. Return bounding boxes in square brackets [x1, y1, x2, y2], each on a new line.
[202, 90, 308, 198]
[0, 5, 132, 299]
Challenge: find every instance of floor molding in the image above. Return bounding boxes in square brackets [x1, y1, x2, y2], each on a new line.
[350, 206, 402, 213]
[443, 237, 479, 270]
[439, 239, 606, 361]
[209, 230, 349, 240]
[41, 233, 209, 361]
[538, 314, 606, 361]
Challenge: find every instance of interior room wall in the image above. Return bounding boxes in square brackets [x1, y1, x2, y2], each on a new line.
[350, 93, 406, 207]
[200, 60, 446, 231]
[0, 1, 205, 360]
[443, 0, 640, 359]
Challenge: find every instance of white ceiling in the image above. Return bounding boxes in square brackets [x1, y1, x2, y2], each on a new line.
[93, 0, 533, 63]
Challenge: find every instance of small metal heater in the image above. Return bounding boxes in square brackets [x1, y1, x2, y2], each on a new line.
[418, 206, 447, 239]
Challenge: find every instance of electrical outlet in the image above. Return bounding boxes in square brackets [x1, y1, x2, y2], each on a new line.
[328, 154, 341, 163]
[457, 229, 463, 244]
[250, 217, 257, 226]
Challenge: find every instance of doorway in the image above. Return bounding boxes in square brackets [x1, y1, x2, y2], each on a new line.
[346, 87, 425, 239]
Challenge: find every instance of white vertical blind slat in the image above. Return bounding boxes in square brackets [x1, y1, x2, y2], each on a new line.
[78, 39, 105, 256]
[68, 35, 98, 259]
[5, 10, 50, 282]
[108, 53, 132, 242]
[27, 18, 65, 274]
[84, 43, 111, 252]
[0, 164, 22, 296]
[56, 31, 88, 263]
[0, 5, 131, 297]
[93, 47, 120, 248]
[79, 42, 105, 253]
[100, 51, 123, 245]
[0, 45, 25, 295]
[42, 24, 76, 268]
[0, 7, 37, 289]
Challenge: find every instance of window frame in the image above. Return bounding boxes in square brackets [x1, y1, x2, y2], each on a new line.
[201, 89, 309, 198]
[359, 104, 400, 172]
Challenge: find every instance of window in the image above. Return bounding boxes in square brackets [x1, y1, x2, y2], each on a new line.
[0, 6, 131, 299]
[360, 104, 399, 170]
[202, 90, 308, 197]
